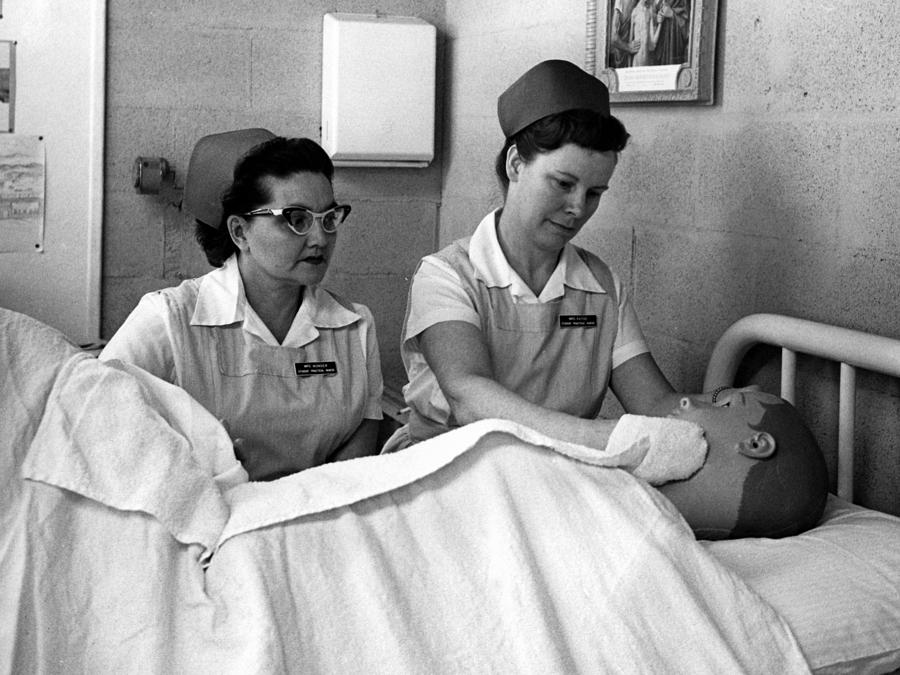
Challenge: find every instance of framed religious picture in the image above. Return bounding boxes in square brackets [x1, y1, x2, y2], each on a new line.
[586, 0, 719, 104]
[0, 40, 15, 131]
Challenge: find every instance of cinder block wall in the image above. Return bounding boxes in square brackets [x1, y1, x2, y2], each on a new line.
[102, 0, 445, 391]
[442, 0, 900, 514]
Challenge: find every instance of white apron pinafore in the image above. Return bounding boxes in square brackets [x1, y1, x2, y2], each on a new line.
[161, 283, 372, 480]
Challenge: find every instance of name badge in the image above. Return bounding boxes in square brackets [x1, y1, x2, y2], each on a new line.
[559, 314, 598, 328]
[295, 361, 338, 377]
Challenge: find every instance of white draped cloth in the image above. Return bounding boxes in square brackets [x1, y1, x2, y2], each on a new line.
[1, 308, 811, 674]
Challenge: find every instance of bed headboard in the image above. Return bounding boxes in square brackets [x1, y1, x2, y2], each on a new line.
[703, 313, 900, 503]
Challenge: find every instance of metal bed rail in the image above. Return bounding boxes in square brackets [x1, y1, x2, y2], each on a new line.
[703, 313, 900, 503]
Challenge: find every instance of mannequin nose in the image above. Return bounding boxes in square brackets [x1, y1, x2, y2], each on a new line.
[680, 396, 716, 411]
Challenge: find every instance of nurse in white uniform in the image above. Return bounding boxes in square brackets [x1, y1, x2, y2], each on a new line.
[102, 130, 383, 481]
[388, 60, 701, 452]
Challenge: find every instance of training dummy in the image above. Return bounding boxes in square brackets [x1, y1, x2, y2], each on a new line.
[658, 386, 829, 540]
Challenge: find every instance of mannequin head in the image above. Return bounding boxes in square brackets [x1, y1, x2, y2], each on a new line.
[658, 387, 829, 540]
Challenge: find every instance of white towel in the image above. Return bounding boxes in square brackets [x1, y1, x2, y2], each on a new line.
[22, 354, 245, 559]
[218, 417, 703, 545]
[210, 421, 809, 674]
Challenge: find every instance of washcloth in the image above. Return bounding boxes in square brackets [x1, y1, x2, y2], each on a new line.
[604, 413, 709, 484]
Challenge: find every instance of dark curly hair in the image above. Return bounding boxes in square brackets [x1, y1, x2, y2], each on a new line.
[195, 137, 335, 267]
[494, 109, 630, 193]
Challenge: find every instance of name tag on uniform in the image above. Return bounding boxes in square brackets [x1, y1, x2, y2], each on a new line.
[295, 361, 338, 377]
[559, 314, 598, 328]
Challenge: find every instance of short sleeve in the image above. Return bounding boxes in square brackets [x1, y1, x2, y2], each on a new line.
[610, 273, 650, 369]
[100, 293, 177, 383]
[404, 256, 481, 342]
[354, 303, 384, 420]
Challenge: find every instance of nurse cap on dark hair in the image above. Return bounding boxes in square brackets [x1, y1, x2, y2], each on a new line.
[497, 59, 611, 139]
[183, 128, 276, 227]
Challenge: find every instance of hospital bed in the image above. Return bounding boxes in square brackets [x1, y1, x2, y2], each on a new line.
[1, 307, 899, 673]
[700, 313, 900, 674]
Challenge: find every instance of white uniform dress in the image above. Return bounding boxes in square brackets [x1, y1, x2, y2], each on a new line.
[394, 209, 649, 447]
[101, 254, 383, 480]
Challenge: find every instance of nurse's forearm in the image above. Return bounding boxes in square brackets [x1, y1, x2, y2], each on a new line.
[445, 374, 620, 450]
[643, 391, 685, 417]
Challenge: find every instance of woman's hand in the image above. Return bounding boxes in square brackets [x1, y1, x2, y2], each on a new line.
[230, 436, 267, 480]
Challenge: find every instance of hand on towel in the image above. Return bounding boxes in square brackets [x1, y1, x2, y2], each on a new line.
[230, 437, 282, 483]
[230, 437, 259, 481]
[605, 415, 708, 485]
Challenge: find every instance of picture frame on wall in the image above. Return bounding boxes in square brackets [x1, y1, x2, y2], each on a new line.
[586, 0, 719, 104]
[0, 40, 15, 131]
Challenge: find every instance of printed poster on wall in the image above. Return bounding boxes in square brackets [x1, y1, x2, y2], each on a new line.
[0, 40, 14, 132]
[0, 135, 45, 252]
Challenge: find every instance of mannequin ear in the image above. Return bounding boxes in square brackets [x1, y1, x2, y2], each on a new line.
[505, 144, 523, 182]
[737, 432, 776, 459]
[226, 215, 250, 251]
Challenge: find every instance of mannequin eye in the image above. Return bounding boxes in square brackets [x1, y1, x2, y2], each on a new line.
[714, 391, 734, 408]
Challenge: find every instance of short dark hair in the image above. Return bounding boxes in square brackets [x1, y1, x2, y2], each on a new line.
[494, 109, 630, 192]
[195, 137, 335, 267]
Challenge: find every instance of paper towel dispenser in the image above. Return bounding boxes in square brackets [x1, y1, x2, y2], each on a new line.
[321, 13, 436, 168]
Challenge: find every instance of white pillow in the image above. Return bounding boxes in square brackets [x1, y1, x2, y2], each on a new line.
[706, 495, 900, 674]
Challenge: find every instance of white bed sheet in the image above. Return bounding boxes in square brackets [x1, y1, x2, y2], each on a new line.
[2, 308, 813, 674]
[706, 496, 900, 674]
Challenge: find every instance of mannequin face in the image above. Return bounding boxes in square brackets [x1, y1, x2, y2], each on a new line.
[660, 387, 829, 540]
[671, 387, 779, 461]
[503, 143, 617, 254]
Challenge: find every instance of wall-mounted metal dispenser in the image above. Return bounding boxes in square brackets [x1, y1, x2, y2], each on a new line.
[132, 156, 182, 206]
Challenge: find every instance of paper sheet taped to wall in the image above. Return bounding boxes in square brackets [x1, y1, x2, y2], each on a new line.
[0, 135, 44, 253]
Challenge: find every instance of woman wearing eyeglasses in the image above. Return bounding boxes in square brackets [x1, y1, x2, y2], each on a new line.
[102, 131, 383, 481]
